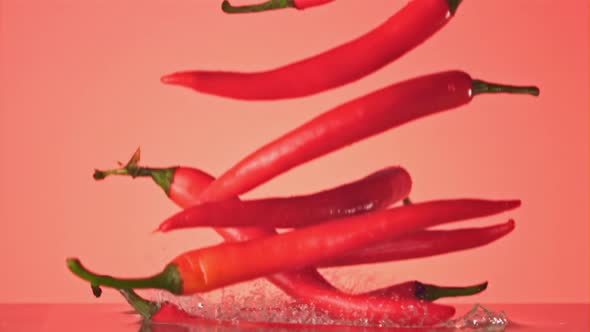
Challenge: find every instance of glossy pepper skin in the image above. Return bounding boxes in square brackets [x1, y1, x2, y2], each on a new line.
[197, 71, 539, 202]
[157, 166, 411, 232]
[165, 0, 462, 100]
[321, 219, 516, 267]
[67, 200, 518, 298]
[96, 157, 516, 265]
[170, 199, 518, 293]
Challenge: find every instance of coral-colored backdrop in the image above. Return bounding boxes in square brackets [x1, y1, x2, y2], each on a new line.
[0, 0, 588, 303]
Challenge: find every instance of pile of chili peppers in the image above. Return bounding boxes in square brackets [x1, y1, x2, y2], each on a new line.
[68, 0, 540, 328]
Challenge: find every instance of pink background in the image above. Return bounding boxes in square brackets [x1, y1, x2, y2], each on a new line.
[0, 0, 588, 304]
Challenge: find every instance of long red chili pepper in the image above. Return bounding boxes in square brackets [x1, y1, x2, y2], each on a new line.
[92, 154, 503, 324]
[222, 0, 335, 13]
[162, 0, 464, 100]
[156, 166, 411, 232]
[67, 199, 518, 295]
[320, 219, 516, 267]
[96, 157, 515, 266]
[196, 71, 539, 202]
[72, 193, 518, 325]
[95, 151, 349, 303]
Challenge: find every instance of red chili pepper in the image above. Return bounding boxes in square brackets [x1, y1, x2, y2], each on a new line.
[67, 199, 518, 296]
[222, 0, 335, 13]
[320, 219, 516, 267]
[156, 166, 411, 232]
[73, 197, 515, 325]
[163, 0, 464, 100]
[94, 154, 509, 324]
[96, 154, 515, 266]
[194, 71, 538, 202]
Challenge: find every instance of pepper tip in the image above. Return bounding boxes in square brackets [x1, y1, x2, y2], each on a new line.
[160, 73, 186, 86]
[506, 219, 516, 229]
[160, 74, 173, 85]
[508, 199, 521, 209]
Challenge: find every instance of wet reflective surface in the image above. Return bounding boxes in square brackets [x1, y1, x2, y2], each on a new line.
[0, 303, 588, 332]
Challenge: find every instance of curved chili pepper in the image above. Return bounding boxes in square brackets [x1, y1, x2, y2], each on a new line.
[196, 71, 539, 202]
[67, 199, 518, 295]
[320, 219, 516, 267]
[162, 0, 463, 100]
[156, 166, 411, 232]
[222, 0, 334, 13]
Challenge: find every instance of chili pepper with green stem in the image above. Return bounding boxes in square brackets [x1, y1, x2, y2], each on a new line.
[163, 0, 464, 100]
[155, 165, 411, 232]
[96, 154, 516, 266]
[67, 198, 518, 324]
[196, 71, 539, 203]
[93, 152, 510, 324]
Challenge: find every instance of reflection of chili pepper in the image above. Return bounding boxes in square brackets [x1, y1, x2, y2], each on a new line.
[321, 219, 516, 267]
[162, 0, 464, 100]
[197, 71, 539, 202]
[67, 199, 518, 295]
[222, 0, 334, 13]
[156, 166, 411, 232]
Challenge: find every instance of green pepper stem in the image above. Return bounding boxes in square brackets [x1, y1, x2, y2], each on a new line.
[472, 80, 540, 97]
[447, 0, 463, 15]
[92, 147, 175, 195]
[418, 281, 488, 301]
[119, 289, 161, 320]
[66, 258, 183, 294]
[222, 0, 295, 13]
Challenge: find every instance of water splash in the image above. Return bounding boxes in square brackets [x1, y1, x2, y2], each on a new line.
[450, 304, 510, 331]
[151, 289, 510, 330]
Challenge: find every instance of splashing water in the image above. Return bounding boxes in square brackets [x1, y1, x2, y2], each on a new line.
[450, 304, 510, 331]
[152, 289, 510, 330]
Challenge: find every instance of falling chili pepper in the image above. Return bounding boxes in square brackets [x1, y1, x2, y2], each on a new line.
[162, 0, 463, 100]
[320, 219, 516, 267]
[221, 0, 335, 13]
[195, 71, 539, 202]
[93, 152, 504, 324]
[156, 166, 411, 232]
[95, 152, 515, 267]
[67, 199, 518, 295]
